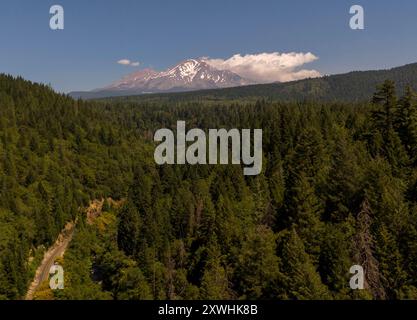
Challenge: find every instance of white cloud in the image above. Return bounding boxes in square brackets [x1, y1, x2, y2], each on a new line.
[203, 52, 321, 83]
[117, 59, 140, 67]
[117, 59, 131, 65]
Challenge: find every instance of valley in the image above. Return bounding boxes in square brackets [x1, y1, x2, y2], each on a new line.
[1, 72, 417, 300]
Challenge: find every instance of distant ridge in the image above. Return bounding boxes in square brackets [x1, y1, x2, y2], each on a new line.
[70, 62, 417, 102]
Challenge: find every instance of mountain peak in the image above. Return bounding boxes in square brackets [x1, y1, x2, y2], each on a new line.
[159, 59, 203, 82]
[98, 58, 253, 94]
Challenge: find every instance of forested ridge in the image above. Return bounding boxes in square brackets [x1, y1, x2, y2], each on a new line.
[0, 75, 148, 299]
[75, 62, 417, 102]
[1, 74, 417, 300]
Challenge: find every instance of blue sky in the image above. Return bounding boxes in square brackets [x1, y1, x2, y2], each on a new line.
[1, 0, 417, 93]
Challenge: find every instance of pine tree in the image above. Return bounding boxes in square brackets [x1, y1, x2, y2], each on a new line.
[396, 86, 417, 162]
[200, 242, 231, 299]
[117, 201, 140, 256]
[233, 225, 281, 299]
[372, 80, 397, 134]
[115, 266, 153, 300]
[287, 172, 324, 262]
[352, 198, 386, 299]
[375, 224, 407, 299]
[370, 81, 410, 170]
[278, 228, 330, 300]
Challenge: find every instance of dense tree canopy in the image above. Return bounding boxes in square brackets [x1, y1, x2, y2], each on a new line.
[1, 75, 417, 300]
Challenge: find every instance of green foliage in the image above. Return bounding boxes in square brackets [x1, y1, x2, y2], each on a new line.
[278, 228, 330, 300]
[2, 74, 417, 300]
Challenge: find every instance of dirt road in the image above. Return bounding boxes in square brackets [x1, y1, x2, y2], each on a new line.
[25, 222, 75, 300]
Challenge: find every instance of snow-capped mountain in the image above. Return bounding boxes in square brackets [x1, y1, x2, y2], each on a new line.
[71, 59, 253, 99]
[107, 59, 252, 92]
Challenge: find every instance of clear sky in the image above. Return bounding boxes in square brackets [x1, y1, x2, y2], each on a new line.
[1, 0, 417, 93]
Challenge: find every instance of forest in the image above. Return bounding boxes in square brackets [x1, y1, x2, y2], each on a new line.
[1, 74, 417, 300]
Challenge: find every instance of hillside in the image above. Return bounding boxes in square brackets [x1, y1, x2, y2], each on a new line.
[2, 74, 417, 300]
[78, 62, 417, 103]
[0, 74, 151, 299]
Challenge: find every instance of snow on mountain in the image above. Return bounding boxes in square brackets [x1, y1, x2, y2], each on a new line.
[102, 68, 158, 91]
[103, 58, 253, 94]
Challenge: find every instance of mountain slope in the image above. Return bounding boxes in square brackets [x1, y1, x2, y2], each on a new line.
[70, 59, 252, 99]
[71, 62, 417, 102]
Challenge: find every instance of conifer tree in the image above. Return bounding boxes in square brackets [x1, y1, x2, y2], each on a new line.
[117, 201, 140, 256]
[278, 228, 330, 300]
